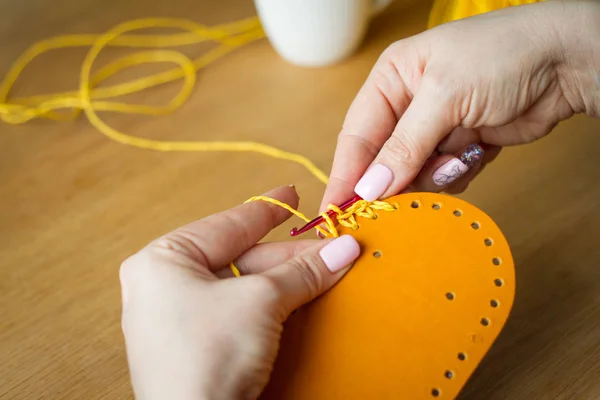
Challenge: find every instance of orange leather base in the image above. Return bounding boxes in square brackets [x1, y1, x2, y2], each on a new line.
[261, 193, 515, 400]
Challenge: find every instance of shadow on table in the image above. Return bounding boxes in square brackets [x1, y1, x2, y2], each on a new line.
[458, 208, 600, 399]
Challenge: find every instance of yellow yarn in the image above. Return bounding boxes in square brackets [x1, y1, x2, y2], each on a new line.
[0, 17, 328, 185]
[230, 263, 242, 278]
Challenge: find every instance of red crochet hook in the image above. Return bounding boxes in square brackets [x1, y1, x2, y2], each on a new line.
[290, 195, 362, 237]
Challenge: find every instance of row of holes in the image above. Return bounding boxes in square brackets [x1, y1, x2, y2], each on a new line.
[373, 238, 493, 255]
[445, 293, 499, 307]
[373, 253, 501, 266]
[408, 200, 505, 398]
[412, 201, 496, 246]
[432, 352, 467, 396]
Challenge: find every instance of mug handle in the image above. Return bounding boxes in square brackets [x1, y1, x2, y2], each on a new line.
[371, 0, 393, 17]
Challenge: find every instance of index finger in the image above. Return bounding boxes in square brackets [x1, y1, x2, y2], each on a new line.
[320, 47, 414, 212]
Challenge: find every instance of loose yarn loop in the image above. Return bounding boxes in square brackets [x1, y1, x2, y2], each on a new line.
[0, 17, 328, 184]
[0, 16, 397, 276]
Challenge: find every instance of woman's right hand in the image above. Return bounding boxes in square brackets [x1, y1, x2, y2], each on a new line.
[321, 1, 600, 210]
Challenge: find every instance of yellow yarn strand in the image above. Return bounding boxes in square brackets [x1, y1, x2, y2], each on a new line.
[245, 195, 329, 238]
[0, 17, 328, 184]
[230, 263, 242, 278]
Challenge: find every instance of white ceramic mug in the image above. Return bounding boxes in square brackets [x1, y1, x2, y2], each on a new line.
[254, 0, 393, 67]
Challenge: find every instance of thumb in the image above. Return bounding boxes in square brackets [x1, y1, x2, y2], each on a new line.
[262, 235, 360, 317]
[354, 76, 457, 201]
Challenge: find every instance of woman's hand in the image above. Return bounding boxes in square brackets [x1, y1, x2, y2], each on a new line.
[120, 186, 360, 400]
[321, 1, 600, 210]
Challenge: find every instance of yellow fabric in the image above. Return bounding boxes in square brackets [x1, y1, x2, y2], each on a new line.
[428, 0, 544, 28]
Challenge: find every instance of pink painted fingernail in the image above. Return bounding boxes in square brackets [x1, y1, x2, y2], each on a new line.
[319, 235, 360, 273]
[433, 144, 483, 187]
[432, 158, 468, 186]
[354, 164, 394, 201]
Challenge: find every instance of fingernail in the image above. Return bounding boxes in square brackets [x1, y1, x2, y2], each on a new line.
[459, 144, 484, 168]
[354, 164, 394, 201]
[432, 144, 483, 187]
[289, 184, 295, 188]
[319, 235, 360, 273]
[432, 158, 468, 186]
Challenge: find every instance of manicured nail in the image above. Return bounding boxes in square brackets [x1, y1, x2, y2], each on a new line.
[432, 158, 468, 186]
[432, 144, 483, 186]
[354, 164, 394, 201]
[319, 235, 360, 273]
[459, 144, 484, 168]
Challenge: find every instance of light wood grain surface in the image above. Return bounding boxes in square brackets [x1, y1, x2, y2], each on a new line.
[2, 0, 600, 399]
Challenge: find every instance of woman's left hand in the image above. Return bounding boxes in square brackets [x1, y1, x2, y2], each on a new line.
[120, 185, 360, 400]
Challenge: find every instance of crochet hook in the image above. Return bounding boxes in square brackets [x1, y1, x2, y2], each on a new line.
[290, 195, 362, 237]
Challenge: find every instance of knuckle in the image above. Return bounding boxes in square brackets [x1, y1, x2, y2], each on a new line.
[119, 248, 164, 289]
[371, 66, 394, 94]
[289, 255, 326, 301]
[421, 72, 445, 92]
[119, 254, 143, 286]
[249, 275, 281, 298]
[420, 72, 454, 104]
[382, 131, 423, 170]
[242, 275, 282, 306]
[155, 232, 196, 257]
[243, 275, 290, 320]
[417, 71, 467, 126]
[380, 40, 406, 61]
[513, 121, 553, 145]
[151, 231, 210, 266]
[339, 131, 379, 160]
[379, 43, 398, 62]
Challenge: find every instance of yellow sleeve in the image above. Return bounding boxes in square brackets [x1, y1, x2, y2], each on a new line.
[427, 0, 544, 29]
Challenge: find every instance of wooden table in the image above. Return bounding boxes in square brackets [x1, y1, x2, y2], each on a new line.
[2, 0, 600, 398]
